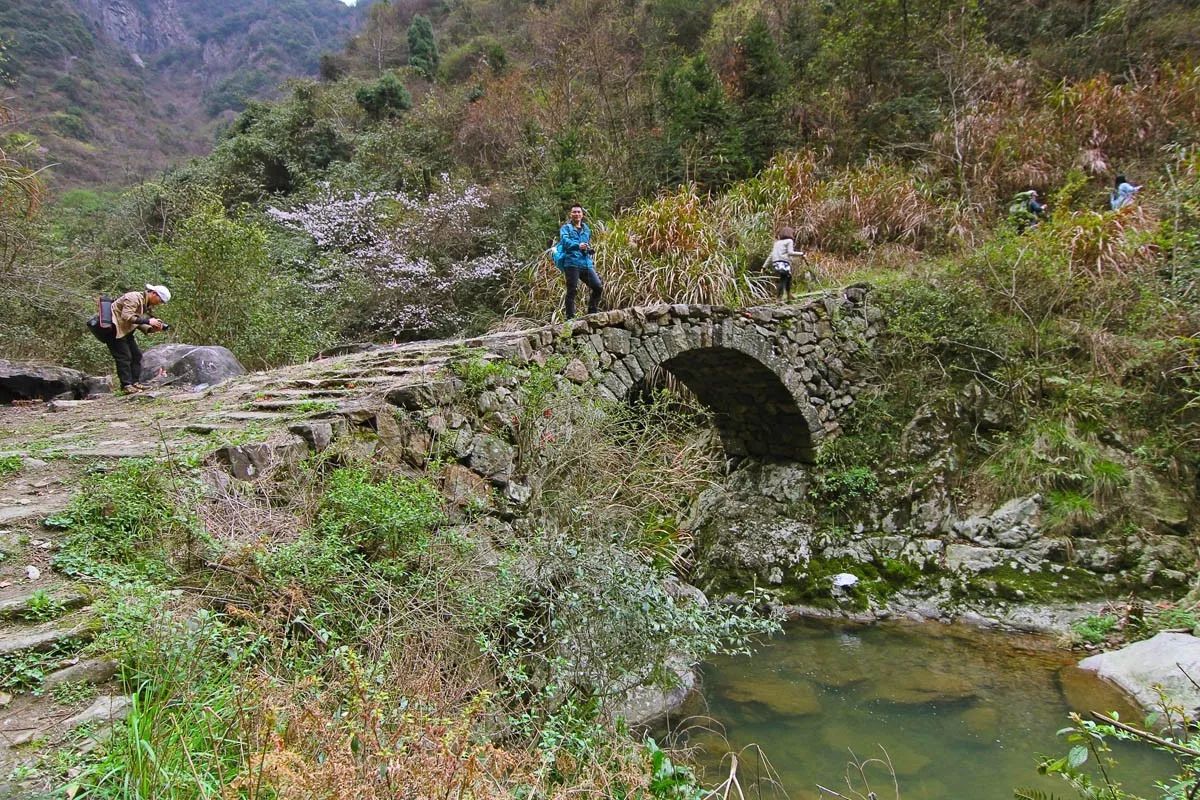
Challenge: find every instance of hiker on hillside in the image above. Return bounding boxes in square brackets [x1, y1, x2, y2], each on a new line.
[87, 283, 171, 394]
[557, 203, 603, 319]
[1110, 174, 1141, 211]
[763, 226, 803, 302]
[1009, 189, 1048, 232]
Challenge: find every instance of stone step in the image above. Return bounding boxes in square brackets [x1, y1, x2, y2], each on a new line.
[0, 614, 97, 657]
[176, 423, 247, 435]
[251, 388, 359, 399]
[248, 399, 344, 412]
[43, 657, 118, 690]
[3, 693, 131, 748]
[208, 411, 289, 422]
[0, 588, 89, 622]
[0, 495, 70, 525]
[273, 376, 400, 390]
[54, 444, 164, 460]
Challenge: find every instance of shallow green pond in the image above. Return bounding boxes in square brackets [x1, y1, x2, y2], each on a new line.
[679, 620, 1175, 800]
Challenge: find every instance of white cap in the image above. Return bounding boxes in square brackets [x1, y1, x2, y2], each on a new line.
[145, 284, 171, 303]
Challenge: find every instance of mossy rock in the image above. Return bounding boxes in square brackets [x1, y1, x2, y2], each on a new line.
[964, 563, 1111, 603]
[1132, 471, 1191, 532]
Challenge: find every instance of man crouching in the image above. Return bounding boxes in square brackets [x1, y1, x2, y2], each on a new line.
[88, 283, 171, 394]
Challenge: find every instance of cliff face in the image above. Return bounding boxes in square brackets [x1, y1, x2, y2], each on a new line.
[73, 0, 191, 58]
[1, 0, 361, 186]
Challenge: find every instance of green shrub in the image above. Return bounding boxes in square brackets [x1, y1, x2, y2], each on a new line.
[317, 467, 444, 555]
[160, 204, 333, 368]
[813, 467, 880, 515]
[355, 72, 412, 120]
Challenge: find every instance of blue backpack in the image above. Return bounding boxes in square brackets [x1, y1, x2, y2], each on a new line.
[552, 238, 567, 270]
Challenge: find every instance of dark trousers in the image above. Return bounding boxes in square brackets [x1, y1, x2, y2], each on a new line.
[564, 267, 603, 319]
[775, 269, 792, 298]
[89, 321, 142, 387]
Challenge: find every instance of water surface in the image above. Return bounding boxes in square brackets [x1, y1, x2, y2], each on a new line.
[680, 620, 1173, 800]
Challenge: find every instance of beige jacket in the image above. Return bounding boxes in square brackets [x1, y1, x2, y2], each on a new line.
[111, 291, 149, 339]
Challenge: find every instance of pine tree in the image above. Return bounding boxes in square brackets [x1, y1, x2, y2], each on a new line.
[736, 16, 788, 171]
[656, 54, 750, 190]
[407, 14, 439, 80]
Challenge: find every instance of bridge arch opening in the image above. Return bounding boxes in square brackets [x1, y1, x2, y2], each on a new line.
[631, 345, 821, 462]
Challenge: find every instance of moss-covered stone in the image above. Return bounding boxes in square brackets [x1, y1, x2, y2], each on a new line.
[961, 563, 1113, 603]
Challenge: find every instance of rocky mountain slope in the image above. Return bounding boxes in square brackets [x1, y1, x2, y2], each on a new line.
[0, 0, 363, 186]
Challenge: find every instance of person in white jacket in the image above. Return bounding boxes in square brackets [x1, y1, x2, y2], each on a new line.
[764, 227, 804, 302]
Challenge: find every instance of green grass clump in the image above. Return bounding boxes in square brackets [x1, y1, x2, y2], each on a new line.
[50, 459, 198, 584]
[76, 590, 258, 798]
[451, 350, 516, 394]
[21, 589, 64, 622]
[1071, 613, 1119, 645]
[318, 466, 444, 555]
[0, 454, 22, 477]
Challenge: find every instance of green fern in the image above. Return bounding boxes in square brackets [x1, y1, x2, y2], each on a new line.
[1013, 789, 1066, 800]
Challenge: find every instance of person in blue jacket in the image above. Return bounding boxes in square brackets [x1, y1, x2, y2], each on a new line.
[558, 203, 603, 319]
[1110, 174, 1141, 211]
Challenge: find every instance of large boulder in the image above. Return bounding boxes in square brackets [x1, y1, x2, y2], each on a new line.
[141, 344, 245, 388]
[0, 359, 95, 403]
[1078, 632, 1200, 722]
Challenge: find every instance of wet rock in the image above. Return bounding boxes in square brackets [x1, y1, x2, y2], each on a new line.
[141, 344, 245, 387]
[0, 360, 89, 403]
[755, 464, 810, 505]
[883, 739, 932, 776]
[1133, 472, 1190, 533]
[1071, 539, 1127, 573]
[953, 496, 1041, 548]
[611, 661, 697, 727]
[960, 704, 999, 735]
[1078, 633, 1200, 721]
[899, 404, 951, 460]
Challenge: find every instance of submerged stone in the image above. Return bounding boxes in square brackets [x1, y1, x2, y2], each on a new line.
[862, 666, 977, 705]
[718, 675, 822, 717]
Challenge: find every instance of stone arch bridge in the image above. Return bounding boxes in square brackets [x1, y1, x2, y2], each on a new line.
[0, 286, 880, 490]
[231, 285, 881, 467]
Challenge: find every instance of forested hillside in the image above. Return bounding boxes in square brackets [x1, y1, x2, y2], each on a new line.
[1, 1, 1200, 796]
[2, 0, 1192, 532]
[0, 0, 362, 184]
